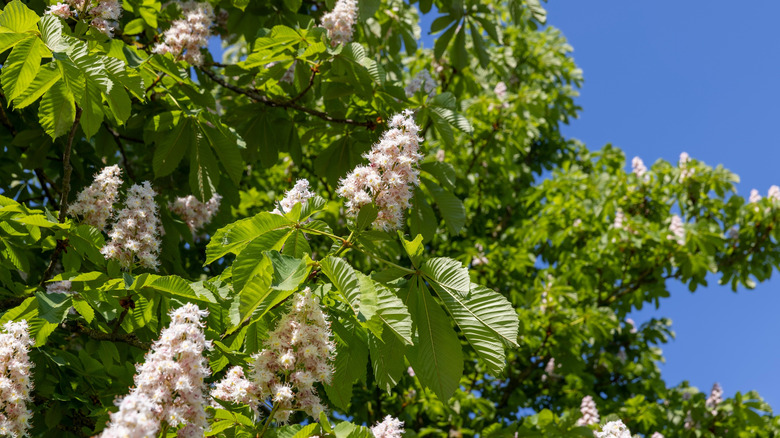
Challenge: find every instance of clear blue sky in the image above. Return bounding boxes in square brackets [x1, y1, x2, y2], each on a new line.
[540, 1, 780, 408]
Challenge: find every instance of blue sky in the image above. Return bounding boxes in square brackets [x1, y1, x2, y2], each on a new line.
[540, 1, 780, 407]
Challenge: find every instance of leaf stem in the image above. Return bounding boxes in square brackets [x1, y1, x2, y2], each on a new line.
[258, 404, 280, 438]
[300, 226, 347, 243]
[352, 245, 416, 274]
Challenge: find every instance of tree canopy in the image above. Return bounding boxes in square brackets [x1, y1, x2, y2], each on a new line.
[0, 0, 777, 437]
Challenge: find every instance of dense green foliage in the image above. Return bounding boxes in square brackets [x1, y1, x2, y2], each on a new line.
[0, 0, 777, 436]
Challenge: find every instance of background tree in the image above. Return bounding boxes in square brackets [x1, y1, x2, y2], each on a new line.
[0, 0, 776, 437]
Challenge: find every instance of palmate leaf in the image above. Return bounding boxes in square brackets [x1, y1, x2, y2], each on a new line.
[428, 282, 519, 375]
[324, 318, 368, 410]
[38, 81, 75, 139]
[0, 0, 39, 33]
[153, 112, 192, 178]
[231, 228, 291, 293]
[420, 257, 470, 298]
[12, 63, 61, 109]
[402, 276, 463, 401]
[368, 330, 405, 393]
[423, 177, 466, 234]
[190, 131, 220, 201]
[371, 281, 413, 345]
[205, 212, 293, 264]
[320, 256, 370, 320]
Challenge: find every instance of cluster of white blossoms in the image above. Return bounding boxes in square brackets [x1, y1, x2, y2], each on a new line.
[769, 185, 780, 201]
[471, 243, 489, 266]
[749, 189, 762, 204]
[595, 420, 631, 438]
[46, 0, 122, 36]
[0, 321, 33, 438]
[273, 179, 315, 215]
[46, 280, 72, 295]
[575, 395, 600, 426]
[405, 70, 437, 98]
[212, 288, 335, 423]
[613, 208, 625, 230]
[371, 415, 405, 438]
[153, 1, 214, 65]
[337, 110, 423, 230]
[650, 432, 665, 438]
[101, 182, 162, 270]
[632, 156, 647, 178]
[169, 194, 222, 234]
[321, 0, 358, 46]
[541, 357, 558, 382]
[625, 318, 637, 334]
[668, 214, 685, 245]
[679, 152, 693, 181]
[101, 304, 212, 438]
[706, 382, 723, 413]
[494, 82, 508, 101]
[69, 165, 123, 231]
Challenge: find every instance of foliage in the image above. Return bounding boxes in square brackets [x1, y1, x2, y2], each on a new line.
[0, 0, 776, 437]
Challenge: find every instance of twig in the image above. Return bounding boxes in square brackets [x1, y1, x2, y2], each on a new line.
[59, 107, 82, 222]
[288, 67, 318, 104]
[33, 169, 59, 210]
[197, 66, 377, 129]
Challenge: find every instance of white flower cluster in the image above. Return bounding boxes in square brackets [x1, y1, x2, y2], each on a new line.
[575, 395, 599, 426]
[541, 357, 558, 382]
[101, 182, 162, 270]
[337, 110, 423, 230]
[273, 179, 315, 215]
[668, 214, 685, 245]
[101, 304, 212, 438]
[321, 0, 358, 46]
[46, 280, 72, 295]
[706, 382, 723, 412]
[613, 209, 625, 230]
[46, 0, 122, 36]
[625, 318, 637, 334]
[632, 156, 647, 178]
[650, 433, 665, 438]
[169, 194, 222, 235]
[769, 185, 780, 201]
[679, 152, 693, 181]
[371, 415, 404, 438]
[595, 420, 631, 438]
[213, 288, 335, 423]
[69, 165, 123, 231]
[0, 321, 33, 438]
[749, 189, 762, 204]
[153, 1, 215, 65]
[405, 70, 437, 98]
[494, 82, 508, 101]
[471, 243, 489, 266]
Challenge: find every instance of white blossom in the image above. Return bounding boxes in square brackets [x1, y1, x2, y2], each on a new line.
[274, 179, 315, 215]
[668, 214, 685, 245]
[625, 318, 637, 334]
[101, 304, 212, 437]
[45, 0, 122, 36]
[69, 165, 123, 231]
[101, 182, 162, 270]
[46, 280, 72, 295]
[0, 321, 33, 438]
[371, 415, 404, 438]
[337, 110, 423, 231]
[595, 420, 631, 438]
[679, 152, 693, 181]
[405, 70, 437, 98]
[769, 185, 780, 202]
[706, 382, 723, 413]
[749, 189, 762, 204]
[613, 209, 625, 230]
[575, 395, 599, 426]
[152, 1, 214, 65]
[321, 0, 358, 46]
[494, 82, 507, 100]
[631, 156, 647, 178]
[471, 243, 489, 266]
[650, 433, 665, 438]
[169, 194, 222, 235]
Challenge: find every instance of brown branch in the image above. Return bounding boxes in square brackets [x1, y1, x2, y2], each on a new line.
[33, 169, 59, 210]
[197, 66, 377, 129]
[63, 320, 151, 350]
[288, 67, 318, 104]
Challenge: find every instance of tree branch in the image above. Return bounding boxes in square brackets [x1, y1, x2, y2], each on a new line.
[33, 168, 59, 210]
[197, 66, 377, 129]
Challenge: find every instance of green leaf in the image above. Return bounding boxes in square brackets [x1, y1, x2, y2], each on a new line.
[2, 36, 45, 101]
[199, 115, 245, 185]
[0, 0, 40, 33]
[36, 292, 72, 324]
[319, 256, 364, 320]
[409, 187, 437, 241]
[434, 22, 458, 61]
[281, 230, 311, 258]
[0, 296, 37, 326]
[65, 38, 112, 93]
[40, 14, 68, 52]
[283, 0, 302, 12]
[206, 212, 294, 264]
[236, 257, 282, 326]
[420, 257, 470, 298]
[0, 33, 26, 54]
[451, 25, 468, 70]
[80, 74, 104, 140]
[371, 282, 413, 344]
[232, 228, 291, 293]
[149, 275, 214, 302]
[431, 283, 519, 374]
[72, 298, 94, 323]
[368, 330, 405, 393]
[324, 319, 368, 410]
[266, 250, 310, 291]
[420, 161, 457, 191]
[105, 56, 146, 100]
[403, 277, 462, 401]
[13, 63, 61, 109]
[153, 113, 192, 178]
[38, 81, 75, 139]
[399, 232, 424, 268]
[355, 203, 378, 232]
[190, 131, 220, 202]
[423, 178, 466, 234]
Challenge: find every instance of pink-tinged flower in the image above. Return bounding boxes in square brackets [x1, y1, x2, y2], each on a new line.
[46, 280, 72, 295]
[405, 70, 437, 98]
[273, 179, 315, 215]
[101, 182, 162, 270]
[321, 0, 358, 46]
[337, 110, 423, 231]
[48, 0, 122, 36]
[595, 420, 631, 438]
[632, 156, 647, 178]
[153, 1, 214, 65]
[706, 382, 723, 413]
[668, 214, 685, 245]
[169, 194, 222, 234]
[101, 304, 211, 437]
[69, 165, 123, 231]
[749, 189, 762, 204]
[679, 152, 693, 181]
[650, 433, 665, 438]
[0, 321, 34, 437]
[371, 415, 404, 438]
[45, 2, 73, 18]
[612, 208, 625, 229]
[575, 395, 599, 426]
